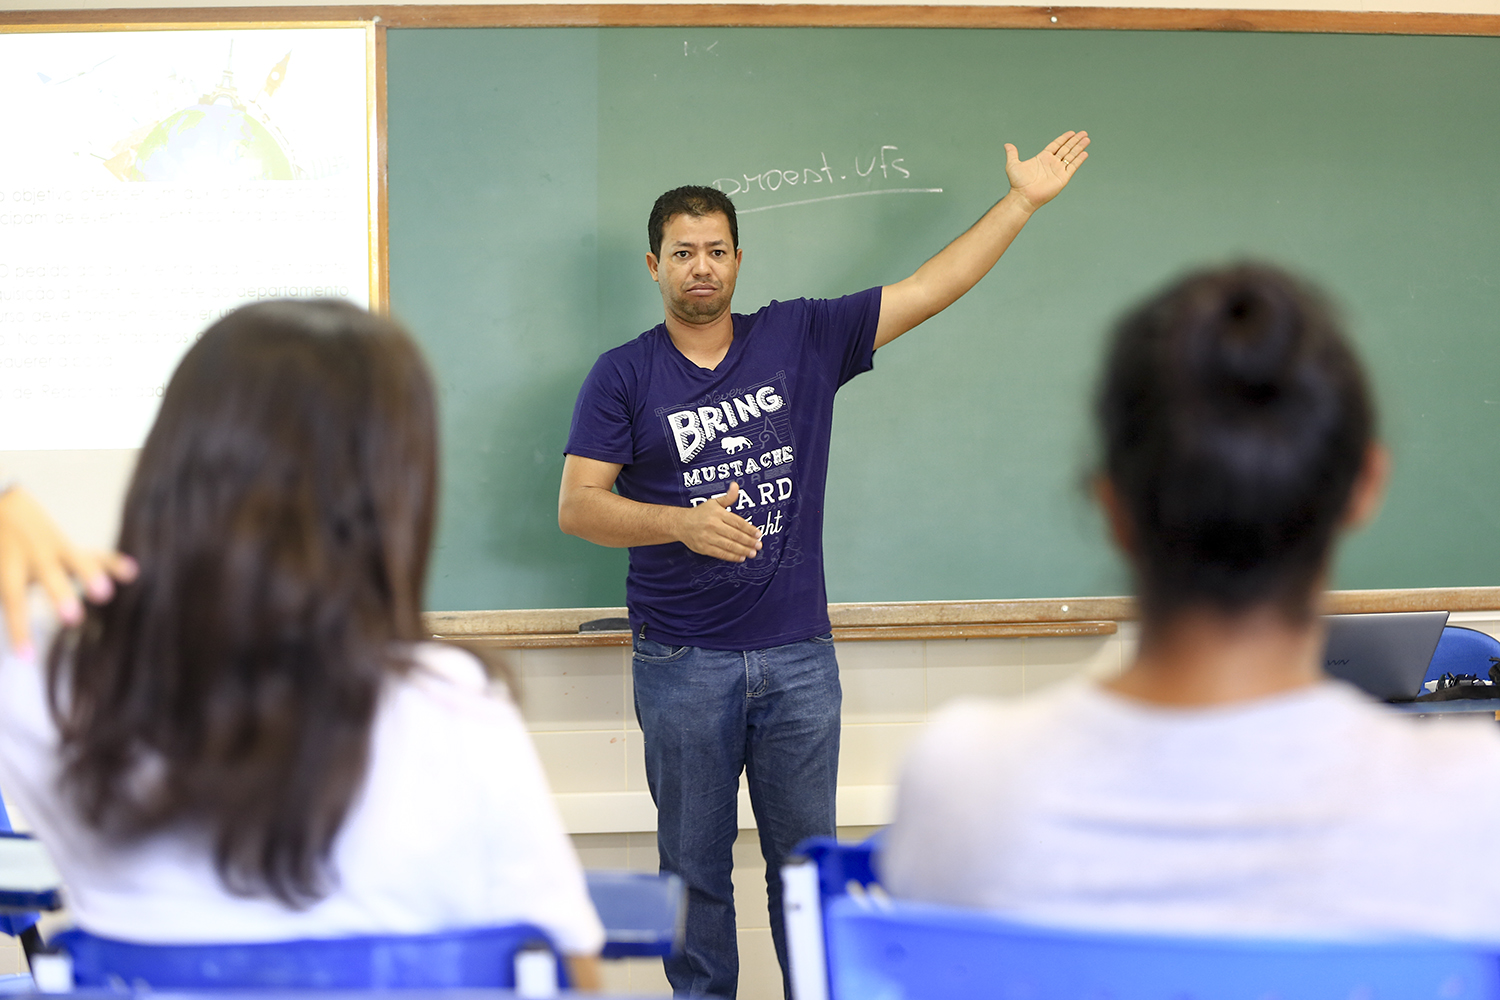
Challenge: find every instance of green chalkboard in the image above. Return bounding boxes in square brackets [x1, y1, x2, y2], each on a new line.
[386, 27, 1500, 613]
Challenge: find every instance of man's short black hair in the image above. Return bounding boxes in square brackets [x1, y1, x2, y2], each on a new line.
[648, 186, 739, 258]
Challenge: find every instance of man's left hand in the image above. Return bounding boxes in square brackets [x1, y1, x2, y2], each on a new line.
[874, 127, 1092, 348]
[1006, 130, 1090, 213]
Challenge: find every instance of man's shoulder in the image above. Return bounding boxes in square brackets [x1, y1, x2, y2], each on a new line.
[753, 287, 881, 317]
[748, 297, 812, 323]
[598, 324, 667, 362]
[580, 326, 668, 398]
[741, 288, 881, 336]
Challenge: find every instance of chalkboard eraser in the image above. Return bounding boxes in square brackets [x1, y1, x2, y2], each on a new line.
[579, 617, 632, 634]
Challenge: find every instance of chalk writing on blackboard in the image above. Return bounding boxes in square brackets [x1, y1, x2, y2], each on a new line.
[713, 144, 943, 215]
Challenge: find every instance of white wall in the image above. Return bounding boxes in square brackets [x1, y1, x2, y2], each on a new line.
[0, 451, 135, 552]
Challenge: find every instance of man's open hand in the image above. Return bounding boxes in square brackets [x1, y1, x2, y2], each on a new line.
[0, 487, 136, 656]
[1006, 130, 1090, 213]
[677, 483, 762, 562]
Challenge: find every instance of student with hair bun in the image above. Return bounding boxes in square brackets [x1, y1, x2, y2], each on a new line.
[882, 265, 1500, 940]
[0, 301, 604, 985]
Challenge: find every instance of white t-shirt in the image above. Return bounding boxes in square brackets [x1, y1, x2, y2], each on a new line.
[882, 679, 1500, 942]
[0, 633, 604, 954]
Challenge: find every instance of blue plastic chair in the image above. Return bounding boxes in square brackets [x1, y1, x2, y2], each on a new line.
[825, 895, 1500, 1000]
[54, 923, 564, 990]
[782, 837, 880, 1000]
[585, 870, 684, 958]
[0, 789, 53, 933]
[1422, 626, 1500, 690]
[0, 788, 60, 994]
[787, 837, 1500, 1000]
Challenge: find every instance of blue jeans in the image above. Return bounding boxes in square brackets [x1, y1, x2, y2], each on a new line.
[632, 629, 841, 999]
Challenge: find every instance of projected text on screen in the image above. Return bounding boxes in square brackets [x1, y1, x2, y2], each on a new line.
[0, 26, 374, 450]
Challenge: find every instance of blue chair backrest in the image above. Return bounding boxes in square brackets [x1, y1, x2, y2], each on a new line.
[825, 895, 1500, 1000]
[783, 837, 882, 1000]
[56, 923, 561, 990]
[794, 838, 879, 904]
[585, 869, 685, 958]
[0, 788, 40, 937]
[1424, 627, 1500, 688]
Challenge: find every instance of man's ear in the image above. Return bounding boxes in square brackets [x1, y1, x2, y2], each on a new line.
[1094, 476, 1136, 557]
[1343, 443, 1391, 530]
[646, 252, 660, 282]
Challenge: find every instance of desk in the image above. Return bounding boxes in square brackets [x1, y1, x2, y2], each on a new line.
[1389, 699, 1500, 717]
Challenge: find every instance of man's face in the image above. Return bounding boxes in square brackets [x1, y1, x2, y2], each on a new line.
[647, 211, 741, 327]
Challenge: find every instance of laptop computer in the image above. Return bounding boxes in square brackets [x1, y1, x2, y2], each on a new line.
[1322, 611, 1450, 701]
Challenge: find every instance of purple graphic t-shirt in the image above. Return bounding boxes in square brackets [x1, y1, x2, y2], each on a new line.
[565, 288, 881, 650]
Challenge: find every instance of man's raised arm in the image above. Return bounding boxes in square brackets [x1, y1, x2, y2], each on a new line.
[559, 454, 763, 563]
[874, 130, 1090, 349]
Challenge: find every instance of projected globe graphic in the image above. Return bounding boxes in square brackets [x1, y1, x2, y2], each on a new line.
[129, 99, 294, 182]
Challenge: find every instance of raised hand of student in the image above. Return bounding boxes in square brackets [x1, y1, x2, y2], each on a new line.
[0, 486, 136, 656]
[1005, 130, 1090, 212]
[677, 482, 762, 562]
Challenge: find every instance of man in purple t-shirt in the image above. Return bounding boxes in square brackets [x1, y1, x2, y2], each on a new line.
[560, 130, 1090, 998]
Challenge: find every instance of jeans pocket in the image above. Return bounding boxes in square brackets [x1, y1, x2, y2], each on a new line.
[809, 631, 836, 645]
[633, 632, 691, 662]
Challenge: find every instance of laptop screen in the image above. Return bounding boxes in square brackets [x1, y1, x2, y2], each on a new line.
[1322, 611, 1449, 701]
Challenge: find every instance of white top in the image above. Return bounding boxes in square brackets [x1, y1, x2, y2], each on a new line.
[883, 678, 1500, 942]
[0, 631, 604, 954]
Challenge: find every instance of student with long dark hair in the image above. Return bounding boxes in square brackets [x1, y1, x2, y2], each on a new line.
[0, 301, 604, 978]
[883, 265, 1500, 938]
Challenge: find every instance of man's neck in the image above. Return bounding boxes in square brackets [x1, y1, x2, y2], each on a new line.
[665, 311, 735, 371]
[1105, 605, 1326, 707]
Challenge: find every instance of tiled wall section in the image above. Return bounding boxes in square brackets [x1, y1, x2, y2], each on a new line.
[521, 625, 1139, 1000]
[513, 625, 1138, 817]
[523, 614, 1500, 828]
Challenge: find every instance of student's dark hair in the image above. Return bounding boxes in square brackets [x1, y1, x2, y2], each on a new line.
[48, 299, 438, 907]
[1095, 264, 1374, 623]
[648, 185, 738, 257]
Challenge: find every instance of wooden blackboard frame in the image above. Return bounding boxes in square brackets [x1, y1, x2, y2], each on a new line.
[424, 587, 1500, 646]
[5, 5, 1496, 631]
[4, 5, 1500, 32]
